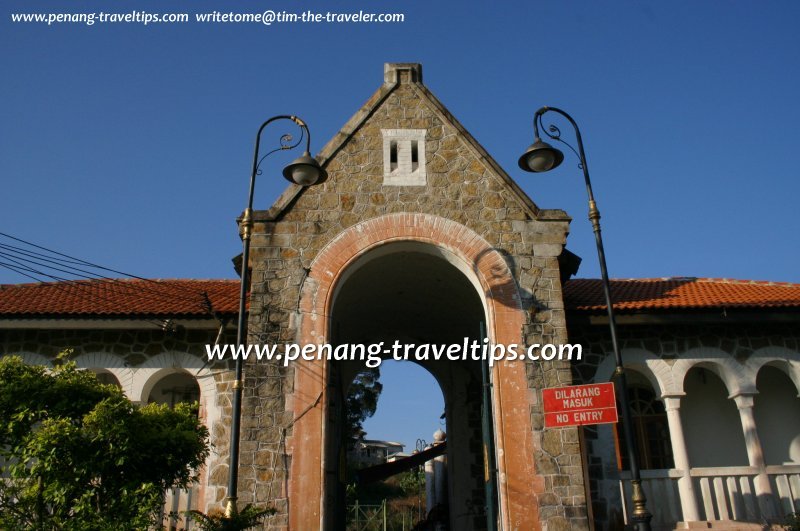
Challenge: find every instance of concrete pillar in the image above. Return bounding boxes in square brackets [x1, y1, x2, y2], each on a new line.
[434, 452, 447, 508]
[732, 393, 776, 518]
[425, 449, 436, 513]
[433, 451, 447, 531]
[663, 396, 701, 524]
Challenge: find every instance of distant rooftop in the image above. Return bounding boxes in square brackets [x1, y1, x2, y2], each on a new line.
[0, 278, 240, 317]
[1, 277, 799, 318]
[565, 277, 800, 313]
[358, 439, 405, 449]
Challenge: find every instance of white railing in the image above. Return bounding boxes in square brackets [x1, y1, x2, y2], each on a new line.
[160, 485, 199, 530]
[691, 466, 761, 521]
[620, 465, 800, 527]
[619, 469, 683, 528]
[767, 465, 800, 516]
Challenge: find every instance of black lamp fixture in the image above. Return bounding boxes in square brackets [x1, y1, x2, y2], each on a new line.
[225, 115, 326, 521]
[518, 138, 564, 173]
[518, 106, 653, 531]
[283, 151, 328, 186]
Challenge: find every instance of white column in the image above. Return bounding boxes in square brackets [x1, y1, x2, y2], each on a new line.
[425, 451, 435, 514]
[732, 393, 776, 518]
[433, 452, 447, 509]
[663, 396, 701, 524]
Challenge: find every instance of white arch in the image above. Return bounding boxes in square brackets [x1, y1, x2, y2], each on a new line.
[2, 351, 53, 367]
[73, 352, 135, 399]
[672, 347, 756, 397]
[132, 351, 215, 401]
[748, 346, 800, 396]
[131, 351, 224, 515]
[131, 351, 221, 435]
[591, 348, 677, 398]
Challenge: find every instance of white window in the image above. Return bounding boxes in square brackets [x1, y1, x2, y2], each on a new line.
[381, 129, 427, 185]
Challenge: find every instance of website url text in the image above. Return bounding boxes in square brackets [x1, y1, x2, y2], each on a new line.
[206, 339, 582, 368]
[10, 10, 406, 27]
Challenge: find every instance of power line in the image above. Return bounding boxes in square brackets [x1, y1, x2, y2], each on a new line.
[0, 249, 212, 317]
[0, 261, 171, 330]
[0, 246, 210, 312]
[0, 232, 232, 325]
[0, 232, 216, 304]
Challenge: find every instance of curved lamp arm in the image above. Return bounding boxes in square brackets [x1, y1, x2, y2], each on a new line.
[520, 107, 653, 530]
[533, 106, 596, 206]
[246, 115, 313, 211]
[227, 115, 324, 520]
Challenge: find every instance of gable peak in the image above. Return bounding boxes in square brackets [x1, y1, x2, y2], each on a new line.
[384, 63, 422, 85]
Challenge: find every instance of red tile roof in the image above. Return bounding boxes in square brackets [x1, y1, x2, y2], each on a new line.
[1, 277, 798, 319]
[0, 279, 240, 317]
[564, 277, 800, 313]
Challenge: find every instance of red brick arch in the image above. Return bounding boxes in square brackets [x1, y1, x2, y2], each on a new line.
[289, 212, 541, 530]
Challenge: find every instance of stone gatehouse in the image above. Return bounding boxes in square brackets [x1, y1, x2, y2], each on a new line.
[234, 63, 586, 530]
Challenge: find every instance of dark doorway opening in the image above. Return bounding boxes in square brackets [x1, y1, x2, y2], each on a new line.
[326, 244, 493, 530]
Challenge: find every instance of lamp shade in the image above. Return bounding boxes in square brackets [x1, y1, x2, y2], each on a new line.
[517, 139, 564, 173]
[282, 152, 328, 186]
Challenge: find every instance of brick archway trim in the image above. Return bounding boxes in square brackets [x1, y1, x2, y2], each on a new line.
[289, 213, 540, 531]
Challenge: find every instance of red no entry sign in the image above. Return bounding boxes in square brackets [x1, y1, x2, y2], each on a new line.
[542, 382, 618, 428]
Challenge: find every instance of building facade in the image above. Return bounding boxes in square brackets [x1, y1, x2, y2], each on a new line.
[566, 278, 800, 529]
[1, 64, 799, 530]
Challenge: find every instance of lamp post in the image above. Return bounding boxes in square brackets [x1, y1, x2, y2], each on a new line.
[225, 115, 327, 521]
[518, 107, 653, 530]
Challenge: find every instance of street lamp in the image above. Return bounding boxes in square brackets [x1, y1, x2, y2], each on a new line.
[226, 115, 327, 521]
[518, 107, 653, 530]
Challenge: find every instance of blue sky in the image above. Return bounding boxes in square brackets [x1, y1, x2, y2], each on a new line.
[3, 1, 799, 451]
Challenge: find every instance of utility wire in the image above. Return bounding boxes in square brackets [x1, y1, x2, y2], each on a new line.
[0, 260, 170, 330]
[0, 248, 209, 312]
[0, 243, 208, 307]
[0, 240, 208, 306]
[0, 242, 97, 267]
[0, 232, 233, 327]
[0, 255, 167, 325]
[0, 250, 210, 320]
[0, 232, 215, 303]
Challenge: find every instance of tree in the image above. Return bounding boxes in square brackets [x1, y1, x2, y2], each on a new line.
[0, 354, 210, 530]
[345, 367, 383, 446]
[398, 467, 425, 497]
[186, 504, 275, 531]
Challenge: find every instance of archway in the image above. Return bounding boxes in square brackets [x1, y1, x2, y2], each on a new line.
[147, 371, 201, 408]
[92, 369, 123, 389]
[614, 370, 674, 471]
[682, 366, 748, 467]
[73, 352, 133, 397]
[754, 365, 800, 465]
[290, 213, 535, 531]
[327, 244, 490, 530]
[349, 360, 446, 526]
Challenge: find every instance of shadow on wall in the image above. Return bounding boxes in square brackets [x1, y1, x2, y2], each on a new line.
[473, 247, 534, 314]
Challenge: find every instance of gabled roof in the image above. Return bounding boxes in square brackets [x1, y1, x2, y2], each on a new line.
[0, 279, 240, 318]
[257, 63, 569, 224]
[564, 277, 800, 313]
